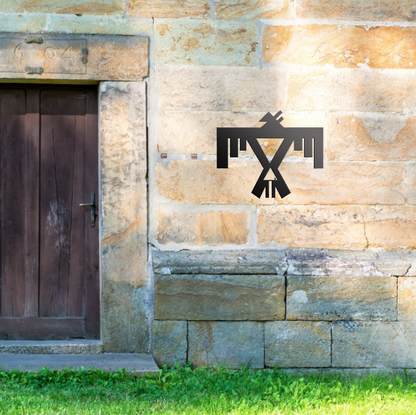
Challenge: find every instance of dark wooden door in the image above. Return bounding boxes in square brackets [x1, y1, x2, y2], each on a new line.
[0, 85, 99, 340]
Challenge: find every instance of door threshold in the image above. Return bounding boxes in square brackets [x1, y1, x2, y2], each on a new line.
[0, 340, 103, 354]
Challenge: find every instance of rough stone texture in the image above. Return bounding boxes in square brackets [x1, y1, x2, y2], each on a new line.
[265, 322, 331, 368]
[258, 205, 367, 249]
[152, 321, 187, 368]
[263, 25, 416, 69]
[157, 65, 285, 112]
[154, 210, 250, 246]
[0, 33, 148, 82]
[0, 340, 103, 355]
[327, 114, 416, 162]
[286, 69, 416, 113]
[296, 0, 416, 21]
[398, 278, 416, 321]
[47, 15, 153, 36]
[362, 206, 416, 250]
[333, 322, 416, 368]
[404, 164, 416, 205]
[188, 321, 264, 369]
[155, 19, 258, 66]
[215, 0, 293, 19]
[287, 276, 397, 321]
[0, 15, 46, 33]
[155, 274, 285, 320]
[100, 82, 148, 353]
[127, 0, 210, 18]
[0, 0, 123, 14]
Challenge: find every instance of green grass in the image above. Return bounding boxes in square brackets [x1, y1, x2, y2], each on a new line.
[1, 363, 416, 414]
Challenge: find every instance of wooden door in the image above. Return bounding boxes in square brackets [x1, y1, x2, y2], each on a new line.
[0, 85, 99, 340]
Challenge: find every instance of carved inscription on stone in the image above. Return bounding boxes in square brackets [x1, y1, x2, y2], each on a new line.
[0, 36, 87, 74]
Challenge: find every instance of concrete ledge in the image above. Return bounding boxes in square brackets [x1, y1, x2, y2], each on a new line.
[0, 353, 159, 374]
[0, 340, 103, 354]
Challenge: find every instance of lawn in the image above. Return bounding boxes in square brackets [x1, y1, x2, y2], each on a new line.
[1, 363, 416, 414]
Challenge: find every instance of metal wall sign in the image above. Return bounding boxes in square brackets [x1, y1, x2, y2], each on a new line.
[217, 111, 324, 199]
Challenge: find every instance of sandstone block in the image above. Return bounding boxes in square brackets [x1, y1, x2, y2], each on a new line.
[155, 274, 285, 320]
[258, 206, 367, 250]
[152, 321, 187, 368]
[287, 69, 416, 113]
[127, 0, 210, 18]
[155, 19, 258, 66]
[327, 114, 416, 162]
[362, 206, 416, 250]
[333, 322, 416, 368]
[265, 322, 331, 368]
[0, 14, 46, 32]
[215, 0, 294, 19]
[188, 321, 264, 368]
[398, 278, 416, 321]
[157, 65, 285, 112]
[405, 164, 416, 205]
[287, 276, 397, 321]
[263, 25, 416, 69]
[152, 248, 288, 275]
[296, 0, 416, 21]
[0, 0, 123, 14]
[154, 210, 249, 246]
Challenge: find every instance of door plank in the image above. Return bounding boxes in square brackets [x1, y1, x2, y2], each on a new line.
[1, 90, 27, 317]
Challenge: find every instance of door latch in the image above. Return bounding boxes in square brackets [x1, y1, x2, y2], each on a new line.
[79, 192, 96, 227]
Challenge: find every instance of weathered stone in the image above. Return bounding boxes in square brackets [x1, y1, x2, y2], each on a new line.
[188, 321, 264, 369]
[287, 276, 397, 321]
[155, 274, 285, 320]
[152, 248, 288, 275]
[362, 206, 416, 250]
[263, 25, 416, 69]
[0, 33, 148, 82]
[215, 0, 294, 19]
[100, 82, 148, 352]
[287, 69, 416, 113]
[152, 321, 187, 368]
[0, 14, 46, 33]
[157, 65, 285, 112]
[258, 206, 367, 250]
[0, 340, 103, 355]
[327, 114, 416, 162]
[265, 322, 331, 368]
[127, 0, 210, 18]
[0, 0, 123, 14]
[155, 19, 258, 66]
[405, 164, 416, 205]
[154, 210, 249, 246]
[47, 15, 153, 36]
[296, 0, 416, 21]
[398, 278, 416, 321]
[333, 322, 416, 368]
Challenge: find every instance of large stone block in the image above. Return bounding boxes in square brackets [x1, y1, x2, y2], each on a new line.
[362, 206, 416, 250]
[258, 205, 367, 250]
[263, 25, 416, 69]
[333, 322, 416, 368]
[265, 322, 331, 368]
[287, 276, 397, 321]
[404, 164, 416, 205]
[154, 210, 250, 246]
[215, 0, 294, 19]
[188, 321, 264, 368]
[152, 248, 288, 275]
[398, 278, 416, 321]
[100, 82, 148, 352]
[287, 69, 416, 113]
[152, 321, 187, 368]
[157, 65, 285, 112]
[296, 0, 416, 21]
[127, 0, 210, 18]
[0, 0, 123, 14]
[327, 114, 416, 162]
[155, 274, 285, 320]
[155, 19, 258, 66]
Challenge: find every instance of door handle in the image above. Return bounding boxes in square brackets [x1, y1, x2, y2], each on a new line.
[80, 192, 96, 227]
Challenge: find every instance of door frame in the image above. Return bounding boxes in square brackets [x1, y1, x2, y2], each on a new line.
[0, 33, 149, 353]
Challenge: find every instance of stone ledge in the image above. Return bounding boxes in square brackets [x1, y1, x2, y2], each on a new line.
[0, 340, 103, 355]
